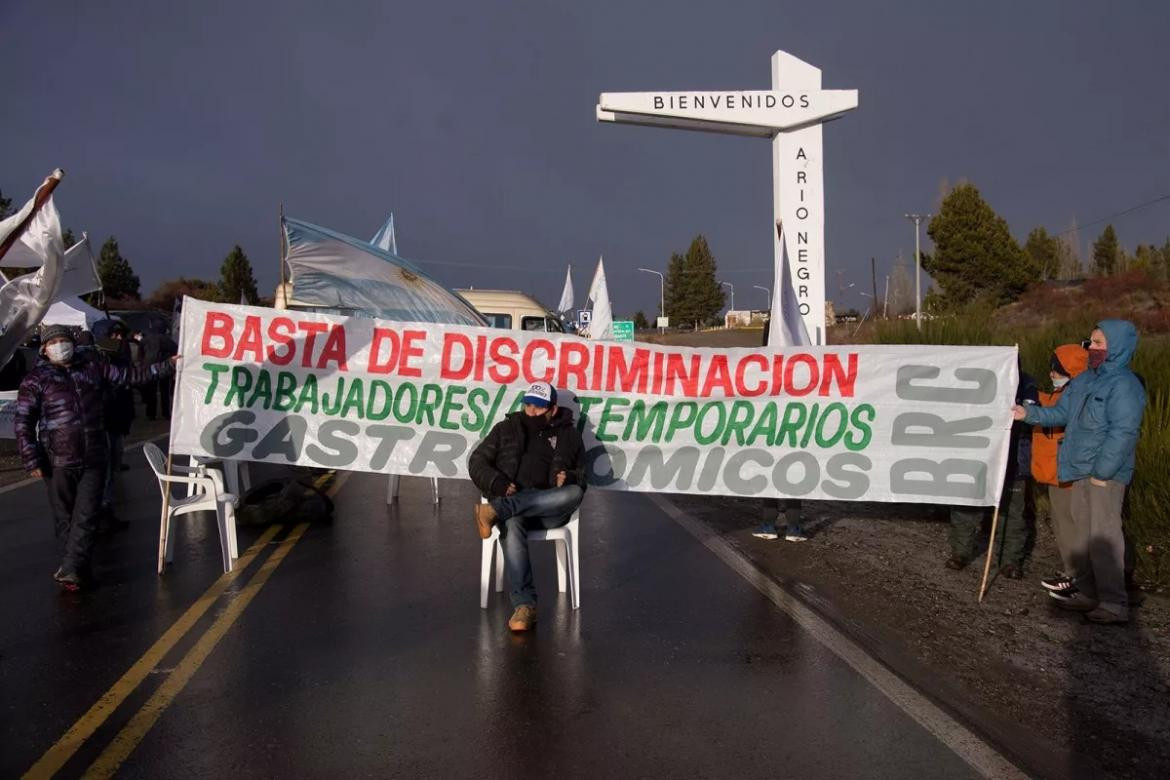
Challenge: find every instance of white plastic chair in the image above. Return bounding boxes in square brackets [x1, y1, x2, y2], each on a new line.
[480, 497, 580, 610]
[386, 475, 441, 505]
[186, 455, 250, 499]
[144, 443, 239, 575]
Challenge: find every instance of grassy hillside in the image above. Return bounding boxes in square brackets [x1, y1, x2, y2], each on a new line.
[647, 271, 1170, 585]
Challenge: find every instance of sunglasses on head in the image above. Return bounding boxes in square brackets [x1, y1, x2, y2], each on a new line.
[1080, 339, 1091, 350]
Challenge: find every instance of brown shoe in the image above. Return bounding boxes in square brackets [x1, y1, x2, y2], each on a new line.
[508, 605, 537, 632]
[474, 503, 497, 539]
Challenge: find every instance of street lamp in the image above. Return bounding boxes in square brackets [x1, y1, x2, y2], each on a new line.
[719, 280, 734, 312]
[637, 267, 665, 332]
[753, 284, 771, 310]
[904, 213, 930, 330]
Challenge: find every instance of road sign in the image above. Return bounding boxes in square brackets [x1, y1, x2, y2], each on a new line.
[656, 316, 669, 329]
[612, 321, 634, 341]
[578, 309, 592, 325]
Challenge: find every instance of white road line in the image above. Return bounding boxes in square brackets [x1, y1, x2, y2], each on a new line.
[648, 493, 1029, 780]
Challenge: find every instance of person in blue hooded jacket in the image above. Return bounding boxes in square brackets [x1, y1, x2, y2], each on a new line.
[1013, 319, 1146, 624]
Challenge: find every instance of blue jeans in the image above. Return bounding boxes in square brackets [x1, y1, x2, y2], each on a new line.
[491, 485, 584, 607]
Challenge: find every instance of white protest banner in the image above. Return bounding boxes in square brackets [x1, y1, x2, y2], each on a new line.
[170, 298, 1018, 506]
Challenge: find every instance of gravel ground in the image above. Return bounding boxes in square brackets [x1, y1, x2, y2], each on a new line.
[682, 493, 1170, 780]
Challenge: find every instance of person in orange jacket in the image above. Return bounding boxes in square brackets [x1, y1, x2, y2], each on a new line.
[1032, 343, 1089, 597]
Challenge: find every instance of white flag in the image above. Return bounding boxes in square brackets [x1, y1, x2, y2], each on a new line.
[557, 265, 574, 313]
[587, 256, 613, 339]
[370, 214, 398, 255]
[53, 234, 102, 300]
[767, 222, 812, 347]
[0, 195, 66, 368]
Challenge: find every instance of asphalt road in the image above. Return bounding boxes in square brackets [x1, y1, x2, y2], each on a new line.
[0, 443, 1013, 778]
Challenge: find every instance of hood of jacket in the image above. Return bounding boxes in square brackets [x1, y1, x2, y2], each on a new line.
[1052, 343, 1089, 379]
[1096, 319, 1138, 374]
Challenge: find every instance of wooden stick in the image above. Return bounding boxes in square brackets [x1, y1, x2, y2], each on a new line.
[157, 451, 174, 575]
[0, 169, 65, 263]
[977, 505, 1001, 602]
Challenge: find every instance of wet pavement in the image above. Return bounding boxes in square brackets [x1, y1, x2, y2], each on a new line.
[1, 443, 999, 778]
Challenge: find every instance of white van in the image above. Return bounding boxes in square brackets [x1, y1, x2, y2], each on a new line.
[456, 289, 567, 333]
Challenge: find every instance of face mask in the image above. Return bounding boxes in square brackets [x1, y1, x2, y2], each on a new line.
[1052, 376, 1069, 390]
[46, 342, 74, 364]
[1088, 349, 1107, 369]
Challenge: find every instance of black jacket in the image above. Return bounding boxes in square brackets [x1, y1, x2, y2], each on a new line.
[469, 408, 587, 497]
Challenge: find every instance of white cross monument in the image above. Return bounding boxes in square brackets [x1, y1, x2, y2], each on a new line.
[597, 50, 858, 345]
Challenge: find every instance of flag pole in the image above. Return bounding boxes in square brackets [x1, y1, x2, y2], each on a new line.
[0, 169, 65, 263]
[977, 505, 1001, 603]
[278, 203, 286, 294]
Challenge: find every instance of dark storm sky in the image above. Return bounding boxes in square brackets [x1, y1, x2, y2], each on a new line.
[2, 0, 1168, 315]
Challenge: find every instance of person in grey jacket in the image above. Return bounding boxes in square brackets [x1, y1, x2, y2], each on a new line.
[1013, 319, 1146, 624]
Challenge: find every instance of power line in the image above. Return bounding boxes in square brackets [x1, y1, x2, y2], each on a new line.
[1053, 193, 1170, 237]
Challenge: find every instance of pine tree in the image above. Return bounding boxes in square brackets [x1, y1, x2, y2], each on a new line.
[219, 244, 259, 303]
[1091, 225, 1119, 276]
[680, 235, 724, 330]
[0, 189, 12, 219]
[1024, 227, 1060, 280]
[632, 311, 650, 330]
[923, 183, 1035, 308]
[96, 236, 141, 300]
[663, 251, 686, 322]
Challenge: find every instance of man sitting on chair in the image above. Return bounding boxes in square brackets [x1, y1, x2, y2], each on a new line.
[469, 381, 586, 632]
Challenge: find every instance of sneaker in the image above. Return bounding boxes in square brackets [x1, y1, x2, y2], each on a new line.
[1084, 606, 1129, 625]
[473, 503, 498, 540]
[507, 605, 537, 632]
[944, 556, 970, 571]
[751, 523, 779, 540]
[784, 527, 809, 543]
[1048, 587, 1098, 612]
[55, 571, 85, 592]
[1041, 574, 1076, 593]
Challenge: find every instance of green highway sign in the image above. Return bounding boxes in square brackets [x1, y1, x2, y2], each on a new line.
[612, 320, 635, 341]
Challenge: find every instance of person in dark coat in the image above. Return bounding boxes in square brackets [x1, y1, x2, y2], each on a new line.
[137, 329, 178, 420]
[98, 322, 137, 529]
[947, 369, 1039, 577]
[15, 324, 176, 590]
[468, 381, 586, 632]
[753, 317, 807, 541]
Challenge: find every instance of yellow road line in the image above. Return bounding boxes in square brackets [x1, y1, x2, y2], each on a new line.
[22, 524, 283, 780]
[324, 469, 350, 497]
[82, 523, 311, 780]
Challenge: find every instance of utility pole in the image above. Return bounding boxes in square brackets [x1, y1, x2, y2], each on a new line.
[904, 213, 930, 330]
[637, 267, 665, 333]
[719, 281, 734, 312]
[870, 257, 878, 319]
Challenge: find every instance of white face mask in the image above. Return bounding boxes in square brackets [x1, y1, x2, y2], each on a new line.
[1052, 376, 1069, 390]
[46, 342, 74, 364]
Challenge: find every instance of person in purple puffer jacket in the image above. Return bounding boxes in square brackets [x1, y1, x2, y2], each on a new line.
[15, 323, 177, 590]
